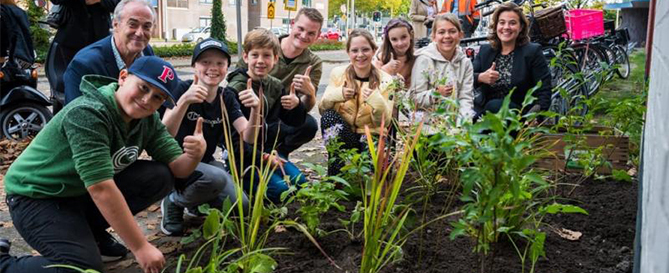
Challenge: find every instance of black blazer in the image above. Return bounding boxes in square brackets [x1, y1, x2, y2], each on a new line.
[63, 35, 154, 104]
[51, 0, 119, 50]
[473, 42, 552, 111]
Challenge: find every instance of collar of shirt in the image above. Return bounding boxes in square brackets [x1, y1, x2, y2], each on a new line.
[111, 36, 145, 71]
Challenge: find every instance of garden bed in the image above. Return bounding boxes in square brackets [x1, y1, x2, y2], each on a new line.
[108, 176, 636, 273]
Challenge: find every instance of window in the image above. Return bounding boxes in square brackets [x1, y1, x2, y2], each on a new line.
[282, 18, 290, 25]
[302, 0, 311, 7]
[229, 0, 235, 5]
[167, 0, 188, 8]
[199, 0, 213, 3]
[251, 0, 257, 5]
[199, 17, 212, 27]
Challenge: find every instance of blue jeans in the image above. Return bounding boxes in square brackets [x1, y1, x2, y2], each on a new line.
[232, 156, 307, 203]
[169, 160, 249, 212]
[0, 161, 173, 273]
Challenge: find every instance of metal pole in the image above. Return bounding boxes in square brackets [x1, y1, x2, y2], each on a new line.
[236, 0, 243, 57]
[351, 0, 356, 29]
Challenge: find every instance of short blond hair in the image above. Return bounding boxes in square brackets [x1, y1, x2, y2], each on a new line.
[242, 28, 280, 56]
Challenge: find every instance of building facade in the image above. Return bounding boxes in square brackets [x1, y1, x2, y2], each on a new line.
[154, 0, 328, 42]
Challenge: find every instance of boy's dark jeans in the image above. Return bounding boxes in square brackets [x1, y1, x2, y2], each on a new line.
[0, 160, 174, 273]
[265, 114, 318, 157]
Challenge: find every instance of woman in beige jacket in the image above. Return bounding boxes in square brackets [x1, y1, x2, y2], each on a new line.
[410, 0, 437, 39]
[319, 29, 394, 176]
[410, 13, 475, 131]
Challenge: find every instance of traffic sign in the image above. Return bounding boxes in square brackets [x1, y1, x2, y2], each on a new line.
[284, 0, 297, 11]
[268, 2, 275, 19]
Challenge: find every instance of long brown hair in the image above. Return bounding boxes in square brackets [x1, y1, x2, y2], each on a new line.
[345, 29, 381, 93]
[380, 18, 415, 64]
[488, 2, 530, 50]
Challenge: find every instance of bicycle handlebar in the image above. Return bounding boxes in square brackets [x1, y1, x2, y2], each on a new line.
[475, 0, 501, 9]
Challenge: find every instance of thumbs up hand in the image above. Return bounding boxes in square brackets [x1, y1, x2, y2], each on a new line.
[341, 80, 356, 100]
[292, 65, 315, 97]
[183, 117, 207, 160]
[281, 83, 300, 110]
[239, 78, 260, 109]
[180, 75, 208, 105]
[362, 86, 374, 100]
[382, 52, 401, 75]
[478, 62, 500, 85]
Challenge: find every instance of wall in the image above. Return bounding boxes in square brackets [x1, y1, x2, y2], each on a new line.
[165, 0, 248, 42]
[620, 8, 649, 47]
[639, 0, 669, 272]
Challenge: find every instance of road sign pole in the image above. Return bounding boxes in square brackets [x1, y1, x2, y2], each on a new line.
[236, 0, 242, 56]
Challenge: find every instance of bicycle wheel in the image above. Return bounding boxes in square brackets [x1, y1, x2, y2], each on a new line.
[612, 44, 630, 79]
[546, 47, 589, 124]
[572, 44, 606, 97]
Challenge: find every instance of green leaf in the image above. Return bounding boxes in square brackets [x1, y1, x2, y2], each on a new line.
[530, 231, 547, 261]
[543, 203, 588, 215]
[185, 267, 203, 273]
[248, 253, 277, 273]
[203, 209, 221, 239]
[611, 169, 633, 182]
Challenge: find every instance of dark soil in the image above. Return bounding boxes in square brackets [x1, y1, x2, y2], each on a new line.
[264, 177, 637, 273]
[108, 177, 637, 273]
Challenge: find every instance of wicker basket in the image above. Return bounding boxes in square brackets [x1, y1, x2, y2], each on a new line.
[534, 6, 567, 40]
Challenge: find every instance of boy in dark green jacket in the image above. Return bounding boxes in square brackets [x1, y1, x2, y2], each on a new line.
[226, 28, 308, 203]
[0, 56, 205, 273]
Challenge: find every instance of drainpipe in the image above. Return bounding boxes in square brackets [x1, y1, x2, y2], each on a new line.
[644, 0, 656, 79]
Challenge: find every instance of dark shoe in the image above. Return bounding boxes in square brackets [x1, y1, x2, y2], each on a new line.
[96, 232, 128, 262]
[160, 196, 184, 236]
[0, 238, 10, 255]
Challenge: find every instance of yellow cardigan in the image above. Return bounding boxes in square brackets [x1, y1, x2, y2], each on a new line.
[319, 65, 394, 134]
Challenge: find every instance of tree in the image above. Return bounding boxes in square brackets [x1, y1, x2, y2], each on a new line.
[210, 0, 227, 41]
[25, 0, 51, 61]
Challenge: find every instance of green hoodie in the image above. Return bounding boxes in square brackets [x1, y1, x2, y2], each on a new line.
[4, 75, 182, 198]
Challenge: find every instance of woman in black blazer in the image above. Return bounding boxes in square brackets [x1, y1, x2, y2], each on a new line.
[473, 2, 551, 117]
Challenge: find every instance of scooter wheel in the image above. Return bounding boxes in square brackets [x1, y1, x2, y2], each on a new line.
[1, 103, 53, 140]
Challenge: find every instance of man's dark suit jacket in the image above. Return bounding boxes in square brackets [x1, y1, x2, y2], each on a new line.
[473, 42, 552, 111]
[63, 35, 154, 104]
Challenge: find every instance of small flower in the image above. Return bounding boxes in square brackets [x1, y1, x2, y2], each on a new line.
[359, 135, 367, 144]
[323, 123, 343, 144]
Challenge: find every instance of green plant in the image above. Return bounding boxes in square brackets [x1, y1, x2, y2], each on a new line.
[153, 41, 238, 58]
[282, 162, 349, 237]
[210, 0, 227, 41]
[446, 88, 587, 272]
[358, 118, 422, 273]
[26, 0, 52, 62]
[308, 40, 345, 51]
[504, 203, 587, 273]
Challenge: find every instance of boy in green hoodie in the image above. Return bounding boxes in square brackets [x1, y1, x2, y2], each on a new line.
[0, 56, 204, 273]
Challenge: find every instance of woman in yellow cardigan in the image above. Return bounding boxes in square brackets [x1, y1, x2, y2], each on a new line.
[319, 29, 394, 176]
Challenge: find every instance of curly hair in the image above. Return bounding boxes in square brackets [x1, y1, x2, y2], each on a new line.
[488, 2, 530, 50]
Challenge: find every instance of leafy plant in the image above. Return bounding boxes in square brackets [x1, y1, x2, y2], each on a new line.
[282, 162, 349, 237]
[446, 88, 587, 272]
[26, 0, 52, 62]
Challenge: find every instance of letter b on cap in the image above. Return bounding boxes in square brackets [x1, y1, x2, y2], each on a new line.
[158, 65, 175, 83]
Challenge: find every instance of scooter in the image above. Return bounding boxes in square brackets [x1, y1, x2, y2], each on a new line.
[0, 57, 53, 140]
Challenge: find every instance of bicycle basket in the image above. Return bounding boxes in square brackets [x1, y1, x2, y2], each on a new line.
[534, 6, 567, 40]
